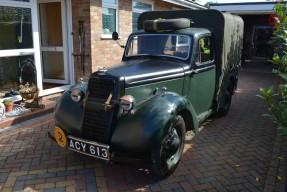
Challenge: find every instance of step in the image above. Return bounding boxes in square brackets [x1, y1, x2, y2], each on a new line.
[0, 94, 60, 129]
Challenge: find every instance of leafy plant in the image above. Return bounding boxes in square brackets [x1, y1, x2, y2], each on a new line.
[258, 3, 287, 136]
[19, 82, 37, 93]
[2, 99, 13, 105]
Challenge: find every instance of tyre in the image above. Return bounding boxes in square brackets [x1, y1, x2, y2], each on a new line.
[151, 115, 186, 177]
[215, 82, 233, 117]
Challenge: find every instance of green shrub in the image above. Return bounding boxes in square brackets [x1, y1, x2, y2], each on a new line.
[258, 3, 287, 136]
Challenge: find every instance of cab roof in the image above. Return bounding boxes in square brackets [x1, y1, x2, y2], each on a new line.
[131, 27, 212, 37]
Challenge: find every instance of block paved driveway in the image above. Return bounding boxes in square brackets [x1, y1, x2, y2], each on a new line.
[0, 70, 286, 192]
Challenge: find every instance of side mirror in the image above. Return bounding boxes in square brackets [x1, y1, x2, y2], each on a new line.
[112, 32, 125, 48]
[112, 32, 119, 40]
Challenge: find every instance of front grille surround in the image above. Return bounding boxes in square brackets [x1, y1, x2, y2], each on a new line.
[82, 75, 119, 144]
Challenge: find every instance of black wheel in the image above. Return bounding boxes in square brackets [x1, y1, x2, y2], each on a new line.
[215, 82, 233, 117]
[151, 115, 186, 177]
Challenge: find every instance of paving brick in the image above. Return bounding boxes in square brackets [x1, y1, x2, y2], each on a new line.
[4, 176, 16, 188]
[44, 187, 65, 192]
[0, 173, 8, 183]
[160, 183, 181, 191]
[56, 170, 75, 177]
[56, 181, 75, 188]
[35, 183, 56, 189]
[198, 177, 217, 184]
[243, 183, 261, 192]
[13, 180, 25, 191]
[65, 185, 76, 192]
[25, 178, 46, 185]
[76, 168, 94, 174]
[17, 174, 37, 181]
[193, 183, 213, 191]
[98, 187, 108, 192]
[46, 176, 66, 183]
[37, 173, 57, 179]
[1, 187, 13, 192]
[212, 181, 228, 192]
[5, 169, 25, 176]
[179, 181, 193, 192]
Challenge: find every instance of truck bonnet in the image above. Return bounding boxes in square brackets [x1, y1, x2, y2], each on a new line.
[105, 59, 185, 87]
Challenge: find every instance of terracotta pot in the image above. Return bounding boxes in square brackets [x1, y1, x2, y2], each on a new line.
[4, 103, 14, 113]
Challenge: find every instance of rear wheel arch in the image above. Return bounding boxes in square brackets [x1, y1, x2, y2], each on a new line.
[214, 79, 234, 117]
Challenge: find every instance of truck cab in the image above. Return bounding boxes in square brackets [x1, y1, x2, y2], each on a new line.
[120, 28, 216, 121]
[51, 9, 243, 177]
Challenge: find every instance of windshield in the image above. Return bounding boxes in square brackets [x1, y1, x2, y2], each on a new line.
[125, 34, 191, 60]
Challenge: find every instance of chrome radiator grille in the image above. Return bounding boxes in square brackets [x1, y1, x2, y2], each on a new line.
[82, 77, 116, 143]
[87, 77, 115, 99]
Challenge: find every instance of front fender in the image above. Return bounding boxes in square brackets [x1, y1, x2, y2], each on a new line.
[110, 92, 198, 152]
[54, 83, 87, 136]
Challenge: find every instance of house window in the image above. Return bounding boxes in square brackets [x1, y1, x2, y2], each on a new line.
[0, 4, 35, 99]
[102, 0, 118, 35]
[132, 0, 152, 31]
[0, 6, 33, 50]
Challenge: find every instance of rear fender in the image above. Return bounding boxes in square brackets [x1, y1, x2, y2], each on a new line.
[110, 92, 198, 152]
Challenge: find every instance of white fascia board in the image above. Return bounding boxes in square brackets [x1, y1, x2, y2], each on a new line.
[210, 4, 275, 14]
[223, 10, 274, 15]
[162, 0, 206, 9]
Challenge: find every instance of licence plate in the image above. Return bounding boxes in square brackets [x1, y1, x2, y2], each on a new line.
[67, 136, 110, 160]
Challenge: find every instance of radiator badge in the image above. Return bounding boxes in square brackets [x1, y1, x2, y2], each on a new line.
[105, 93, 113, 105]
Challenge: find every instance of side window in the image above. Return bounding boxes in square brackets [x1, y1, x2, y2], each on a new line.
[196, 36, 213, 64]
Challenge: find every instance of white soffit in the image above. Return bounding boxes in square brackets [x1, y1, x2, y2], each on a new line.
[162, 0, 206, 9]
[210, 2, 277, 15]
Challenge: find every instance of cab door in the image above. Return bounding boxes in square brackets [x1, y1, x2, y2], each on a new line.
[187, 35, 216, 121]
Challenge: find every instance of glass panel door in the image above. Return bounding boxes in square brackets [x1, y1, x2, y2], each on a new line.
[0, 4, 35, 99]
[0, 6, 33, 50]
[38, 0, 69, 84]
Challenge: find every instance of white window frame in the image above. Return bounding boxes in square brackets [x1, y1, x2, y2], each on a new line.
[132, 0, 153, 31]
[0, 1, 38, 102]
[36, 0, 74, 96]
[0, 0, 74, 102]
[101, 0, 118, 39]
[0, 0, 32, 7]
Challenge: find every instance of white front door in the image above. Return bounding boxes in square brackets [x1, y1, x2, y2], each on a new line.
[38, 0, 69, 85]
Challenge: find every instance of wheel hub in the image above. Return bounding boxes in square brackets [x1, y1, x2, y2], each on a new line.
[165, 128, 180, 156]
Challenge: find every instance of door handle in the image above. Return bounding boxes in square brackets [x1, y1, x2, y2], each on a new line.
[191, 65, 216, 75]
[191, 70, 199, 75]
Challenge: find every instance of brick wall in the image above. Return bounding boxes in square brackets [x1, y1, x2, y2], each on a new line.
[73, 0, 184, 80]
[72, 0, 92, 82]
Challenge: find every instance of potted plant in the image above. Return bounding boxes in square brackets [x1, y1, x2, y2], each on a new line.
[3, 99, 14, 113]
[19, 83, 38, 100]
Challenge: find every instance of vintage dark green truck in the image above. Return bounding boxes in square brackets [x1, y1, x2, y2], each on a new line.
[49, 9, 243, 177]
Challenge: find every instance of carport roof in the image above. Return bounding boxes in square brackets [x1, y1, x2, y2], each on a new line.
[210, 2, 278, 15]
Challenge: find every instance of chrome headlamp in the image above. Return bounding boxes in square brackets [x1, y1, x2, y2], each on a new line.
[120, 95, 135, 111]
[70, 88, 84, 102]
